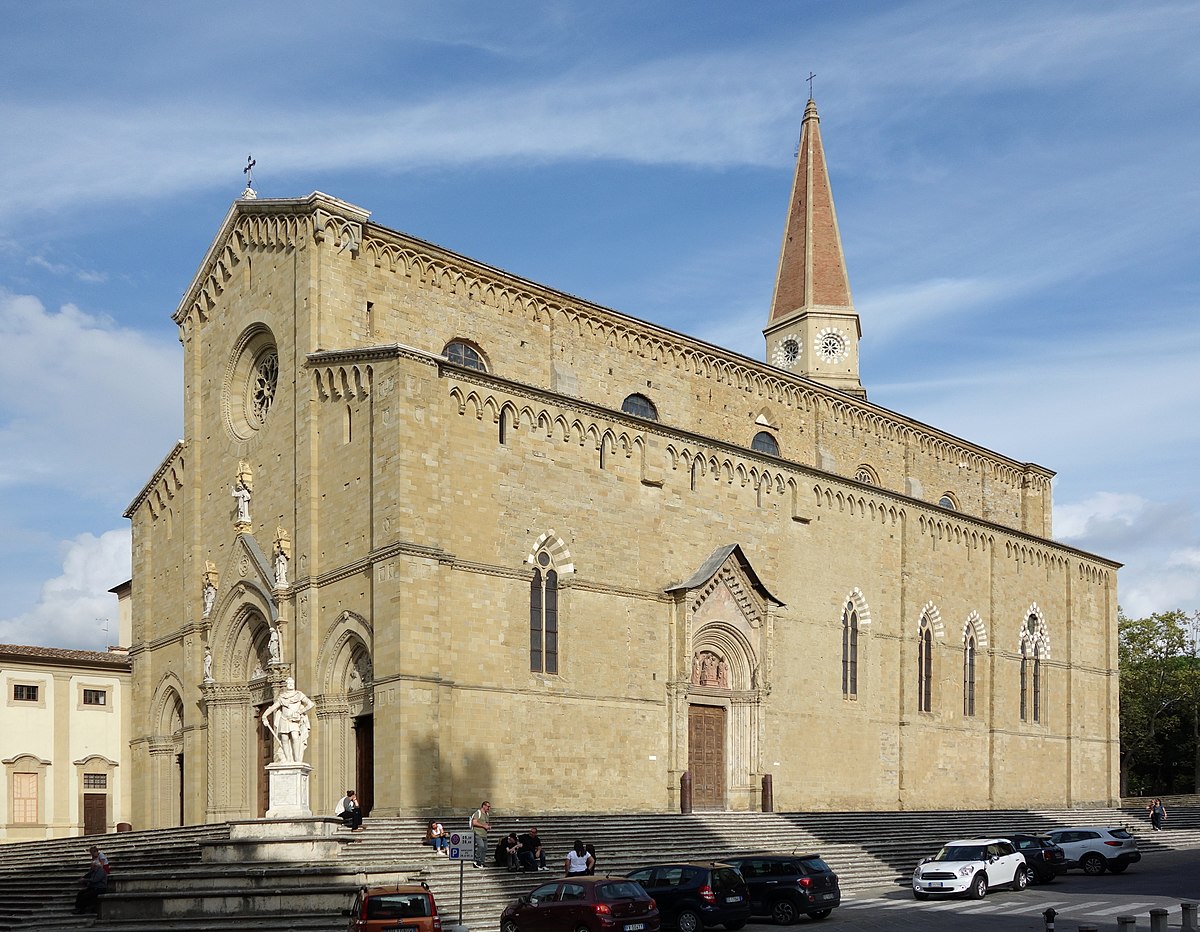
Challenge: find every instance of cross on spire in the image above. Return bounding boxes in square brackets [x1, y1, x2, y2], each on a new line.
[807, 72, 817, 100]
[243, 154, 256, 186]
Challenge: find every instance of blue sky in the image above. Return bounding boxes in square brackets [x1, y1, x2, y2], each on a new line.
[1, 0, 1198, 649]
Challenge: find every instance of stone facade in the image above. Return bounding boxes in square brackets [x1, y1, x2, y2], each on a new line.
[125, 108, 1119, 827]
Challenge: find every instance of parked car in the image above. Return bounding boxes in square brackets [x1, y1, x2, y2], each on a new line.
[912, 838, 1029, 900]
[624, 863, 751, 932]
[998, 834, 1067, 884]
[500, 876, 660, 932]
[722, 853, 841, 922]
[1046, 827, 1141, 875]
[344, 882, 442, 932]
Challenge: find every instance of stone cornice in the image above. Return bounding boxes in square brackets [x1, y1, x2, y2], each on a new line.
[124, 440, 186, 519]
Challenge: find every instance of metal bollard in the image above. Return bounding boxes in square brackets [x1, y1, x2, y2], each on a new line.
[1183, 902, 1199, 932]
[1151, 907, 1170, 932]
[1042, 907, 1057, 931]
[1117, 918, 1137, 930]
[761, 774, 773, 812]
[679, 771, 693, 814]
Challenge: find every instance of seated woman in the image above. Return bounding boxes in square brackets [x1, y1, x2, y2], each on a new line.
[423, 819, 449, 855]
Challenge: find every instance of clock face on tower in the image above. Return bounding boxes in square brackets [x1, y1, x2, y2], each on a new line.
[814, 327, 849, 364]
[771, 335, 801, 369]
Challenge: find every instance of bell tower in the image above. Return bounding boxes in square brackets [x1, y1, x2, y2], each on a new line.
[764, 98, 865, 399]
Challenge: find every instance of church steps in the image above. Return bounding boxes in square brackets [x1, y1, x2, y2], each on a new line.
[10, 807, 1200, 932]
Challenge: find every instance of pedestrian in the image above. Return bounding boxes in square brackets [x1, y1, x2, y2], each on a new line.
[518, 827, 548, 872]
[1148, 798, 1167, 831]
[424, 819, 449, 855]
[336, 789, 363, 831]
[565, 839, 594, 876]
[585, 843, 597, 875]
[470, 800, 492, 868]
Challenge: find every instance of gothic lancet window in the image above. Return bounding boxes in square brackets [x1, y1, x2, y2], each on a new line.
[529, 551, 559, 674]
[1020, 641, 1029, 721]
[1020, 613, 1048, 724]
[918, 619, 933, 713]
[842, 603, 859, 698]
[963, 631, 977, 717]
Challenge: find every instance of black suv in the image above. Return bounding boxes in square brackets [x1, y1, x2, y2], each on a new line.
[723, 854, 841, 923]
[999, 834, 1067, 884]
[625, 863, 751, 932]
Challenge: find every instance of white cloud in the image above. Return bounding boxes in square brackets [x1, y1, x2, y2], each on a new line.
[0, 529, 130, 650]
[0, 289, 181, 497]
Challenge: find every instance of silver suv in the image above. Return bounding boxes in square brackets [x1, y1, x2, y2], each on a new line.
[1046, 827, 1140, 875]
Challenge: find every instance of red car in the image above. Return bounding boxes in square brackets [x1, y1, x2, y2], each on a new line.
[501, 876, 661, 932]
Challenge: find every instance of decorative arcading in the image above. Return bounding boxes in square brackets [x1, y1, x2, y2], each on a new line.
[811, 483, 904, 526]
[917, 513, 994, 553]
[314, 364, 372, 400]
[146, 454, 186, 520]
[1004, 540, 1069, 571]
[689, 561, 768, 627]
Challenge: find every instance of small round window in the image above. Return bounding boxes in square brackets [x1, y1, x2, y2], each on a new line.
[444, 340, 487, 372]
[751, 431, 780, 456]
[621, 393, 658, 421]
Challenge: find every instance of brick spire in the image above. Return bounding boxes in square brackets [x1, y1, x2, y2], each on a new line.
[768, 98, 854, 325]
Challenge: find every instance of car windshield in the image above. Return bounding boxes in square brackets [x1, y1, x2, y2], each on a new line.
[366, 893, 431, 919]
[934, 845, 985, 862]
[711, 868, 743, 892]
[799, 857, 831, 873]
[598, 882, 648, 901]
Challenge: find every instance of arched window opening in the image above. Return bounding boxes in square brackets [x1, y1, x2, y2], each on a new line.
[751, 431, 780, 457]
[938, 492, 958, 510]
[1032, 643, 1042, 723]
[499, 408, 508, 445]
[443, 340, 487, 372]
[963, 632, 976, 717]
[855, 465, 878, 486]
[918, 620, 933, 713]
[529, 552, 558, 675]
[842, 604, 859, 699]
[621, 393, 658, 421]
[1019, 642, 1029, 721]
[690, 459, 700, 492]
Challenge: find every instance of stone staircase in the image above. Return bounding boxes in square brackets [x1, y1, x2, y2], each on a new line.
[4, 806, 1197, 932]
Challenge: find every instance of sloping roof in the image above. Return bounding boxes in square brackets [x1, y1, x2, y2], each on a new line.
[0, 643, 131, 669]
[665, 543, 785, 606]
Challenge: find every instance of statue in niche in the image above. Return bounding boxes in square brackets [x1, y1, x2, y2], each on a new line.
[202, 562, 219, 618]
[260, 677, 315, 763]
[267, 626, 282, 665]
[203, 647, 214, 683]
[231, 462, 253, 524]
[717, 658, 729, 688]
[273, 528, 291, 588]
[691, 654, 701, 684]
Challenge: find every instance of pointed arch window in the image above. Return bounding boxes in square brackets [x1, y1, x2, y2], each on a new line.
[530, 551, 559, 674]
[443, 340, 487, 372]
[963, 631, 977, 717]
[841, 603, 859, 699]
[1020, 641, 1029, 721]
[1032, 643, 1043, 723]
[917, 619, 933, 713]
[1020, 613, 1047, 724]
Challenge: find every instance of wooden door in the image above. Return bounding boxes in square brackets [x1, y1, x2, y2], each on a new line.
[354, 714, 374, 815]
[83, 793, 107, 835]
[256, 703, 272, 817]
[688, 704, 726, 809]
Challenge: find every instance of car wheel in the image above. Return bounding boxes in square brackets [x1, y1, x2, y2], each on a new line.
[502, 921, 519, 932]
[807, 908, 832, 920]
[1081, 854, 1106, 876]
[969, 873, 988, 899]
[1108, 862, 1128, 874]
[1012, 867, 1028, 891]
[913, 890, 929, 901]
[677, 909, 702, 932]
[770, 898, 799, 925]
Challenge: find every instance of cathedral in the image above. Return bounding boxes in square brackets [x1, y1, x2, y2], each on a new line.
[124, 99, 1120, 827]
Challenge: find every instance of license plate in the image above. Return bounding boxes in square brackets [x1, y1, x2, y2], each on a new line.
[928, 882, 942, 888]
[725, 896, 743, 903]
[625, 924, 645, 931]
[820, 894, 834, 901]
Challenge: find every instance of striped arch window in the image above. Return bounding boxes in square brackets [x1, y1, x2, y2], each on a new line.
[963, 631, 977, 717]
[530, 551, 559, 674]
[841, 603, 859, 698]
[1020, 613, 1047, 724]
[917, 619, 933, 713]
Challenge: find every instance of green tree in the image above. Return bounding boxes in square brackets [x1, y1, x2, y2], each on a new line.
[1118, 609, 1192, 796]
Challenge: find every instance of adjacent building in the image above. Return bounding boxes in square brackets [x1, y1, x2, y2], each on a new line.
[123, 99, 1121, 827]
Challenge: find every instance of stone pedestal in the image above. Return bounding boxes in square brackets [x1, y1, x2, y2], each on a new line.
[265, 761, 312, 818]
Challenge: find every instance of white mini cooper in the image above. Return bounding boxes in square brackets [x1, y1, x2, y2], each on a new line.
[912, 838, 1029, 899]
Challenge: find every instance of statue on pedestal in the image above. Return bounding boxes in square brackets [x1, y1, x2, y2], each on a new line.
[260, 677, 314, 763]
[267, 626, 282, 665]
[273, 528, 291, 588]
[231, 462, 253, 525]
[202, 562, 219, 618]
[203, 647, 214, 683]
